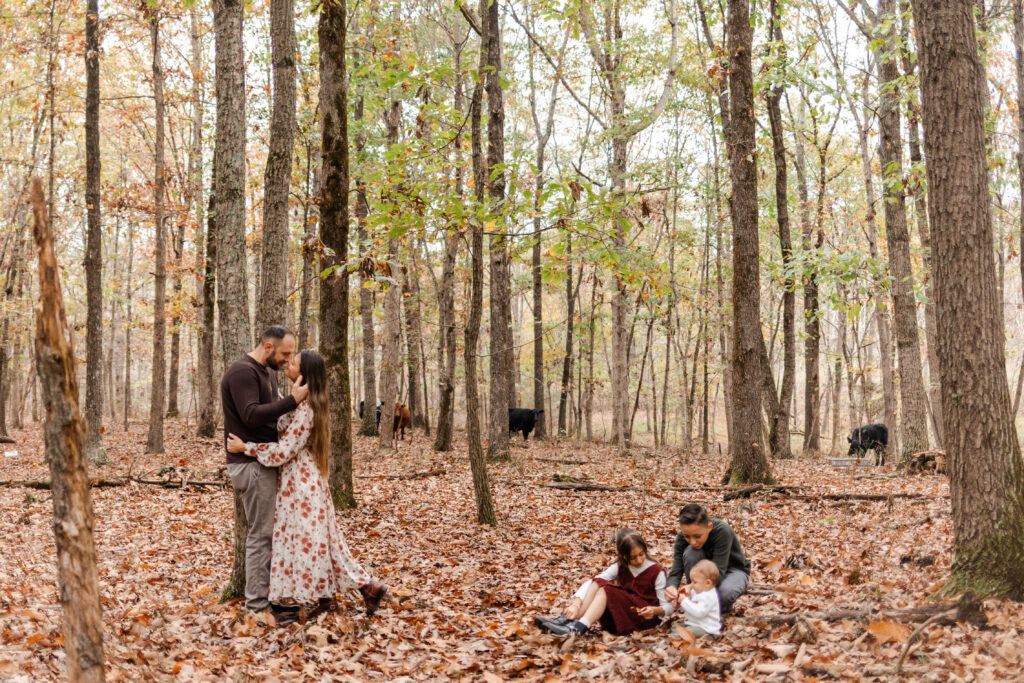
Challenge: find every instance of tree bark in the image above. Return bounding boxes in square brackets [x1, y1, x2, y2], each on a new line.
[166, 220, 184, 418]
[319, 0, 354, 509]
[31, 177, 105, 682]
[215, 0, 252, 597]
[433, 47, 462, 452]
[485, 0, 511, 462]
[765, 0, 793, 459]
[256, 0, 296, 336]
[465, 0, 497, 524]
[403, 252, 427, 430]
[354, 86, 378, 437]
[875, 0, 929, 460]
[911, 0, 1024, 598]
[377, 95, 402, 452]
[146, 7, 167, 454]
[724, 0, 773, 484]
[192, 4, 216, 438]
[123, 219, 134, 432]
[1014, 0, 1024, 419]
[84, 0, 104, 462]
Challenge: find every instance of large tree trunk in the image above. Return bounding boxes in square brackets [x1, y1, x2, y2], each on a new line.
[354, 87, 378, 437]
[876, 0, 929, 460]
[31, 178, 105, 682]
[146, 8, 167, 454]
[1015, 0, 1024, 419]
[765, 0, 793, 460]
[485, 0, 511, 462]
[191, 4, 216, 438]
[557, 235, 575, 436]
[912, 0, 1024, 599]
[723, 0, 773, 485]
[215, 0, 252, 598]
[319, 0, 354, 509]
[84, 0, 104, 462]
[464, 0, 497, 524]
[256, 0, 296, 335]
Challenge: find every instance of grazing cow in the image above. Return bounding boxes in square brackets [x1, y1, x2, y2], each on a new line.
[393, 402, 411, 441]
[848, 423, 888, 465]
[508, 408, 544, 442]
[358, 400, 383, 429]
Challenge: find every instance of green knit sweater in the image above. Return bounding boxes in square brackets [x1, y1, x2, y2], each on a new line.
[667, 518, 751, 587]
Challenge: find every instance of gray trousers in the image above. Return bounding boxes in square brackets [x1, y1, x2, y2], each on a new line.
[227, 460, 278, 612]
[682, 545, 750, 613]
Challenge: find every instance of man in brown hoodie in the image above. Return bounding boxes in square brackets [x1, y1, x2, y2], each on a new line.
[222, 326, 308, 618]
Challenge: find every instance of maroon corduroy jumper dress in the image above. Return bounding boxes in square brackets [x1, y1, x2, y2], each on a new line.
[593, 563, 664, 635]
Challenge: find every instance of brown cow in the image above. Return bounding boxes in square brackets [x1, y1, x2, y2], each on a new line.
[393, 402, 411, 441]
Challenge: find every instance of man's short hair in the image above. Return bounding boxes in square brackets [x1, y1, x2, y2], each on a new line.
[261, 325, 294, 342]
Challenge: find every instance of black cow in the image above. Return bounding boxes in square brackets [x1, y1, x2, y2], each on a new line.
[848, 423, 888, 465]
[509, 408, 544, 442]
[358, 400, 383, 429]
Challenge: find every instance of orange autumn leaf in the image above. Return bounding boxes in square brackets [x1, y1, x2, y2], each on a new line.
[867, 621, 910, 644]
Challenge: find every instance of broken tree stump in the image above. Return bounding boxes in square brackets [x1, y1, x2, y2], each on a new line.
[32, 177, 105, 682]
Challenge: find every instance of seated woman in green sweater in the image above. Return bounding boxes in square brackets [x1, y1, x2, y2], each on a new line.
[664, 503, 750, 613]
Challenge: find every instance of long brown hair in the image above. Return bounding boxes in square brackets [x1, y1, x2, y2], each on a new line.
[614, 528, 650, 583]
[299, 350, 330, 480]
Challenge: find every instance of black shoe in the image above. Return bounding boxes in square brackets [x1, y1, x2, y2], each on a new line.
[534, 614, 569, 628]
[270, 605, 299, 625]
[271, 603, 302, 613]
[537, 617, 588, 636]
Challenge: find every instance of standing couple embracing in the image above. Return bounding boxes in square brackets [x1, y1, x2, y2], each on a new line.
[221, 326, 389, 626]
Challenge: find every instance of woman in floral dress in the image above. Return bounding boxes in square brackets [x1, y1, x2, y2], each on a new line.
[227, 350, 388, 621]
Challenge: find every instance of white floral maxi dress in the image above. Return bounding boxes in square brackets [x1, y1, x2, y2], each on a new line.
[243, 403, 372, 603]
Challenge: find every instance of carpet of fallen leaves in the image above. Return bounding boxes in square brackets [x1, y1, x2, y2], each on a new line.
[1, 419, 1023, 682]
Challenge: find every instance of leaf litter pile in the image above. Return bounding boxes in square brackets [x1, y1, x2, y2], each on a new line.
[2, 421, 1023, 681]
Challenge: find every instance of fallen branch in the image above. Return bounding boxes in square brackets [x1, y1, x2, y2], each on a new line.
[523, 456, 595, 465]
[537, 481, 634, 492]
[356, 469, 446, 480]
[0, 436, 15, 444]
[723, 484, 804, 500]
[735, 602, 961, 626]
[0, 476, 228, 490]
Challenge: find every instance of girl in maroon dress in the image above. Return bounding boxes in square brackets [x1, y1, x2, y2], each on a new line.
[535, 529, 673, 636]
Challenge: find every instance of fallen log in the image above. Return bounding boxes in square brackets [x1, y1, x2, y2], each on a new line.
[356, 469, 446, 480]
[734, 602, 962, 626]
[723, 484, 804, 500]
[0, 476, 228, 490]
[537, 481, 634, 492]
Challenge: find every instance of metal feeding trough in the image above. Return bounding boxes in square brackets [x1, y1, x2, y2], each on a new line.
[829, 456, 873, 469]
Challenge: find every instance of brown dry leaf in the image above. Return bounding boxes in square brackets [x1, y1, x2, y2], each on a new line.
[866, 621, 910, 644]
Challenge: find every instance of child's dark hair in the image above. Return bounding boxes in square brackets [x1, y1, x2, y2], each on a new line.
[613, 528, 649, 582]
[678, 503, 711, 526]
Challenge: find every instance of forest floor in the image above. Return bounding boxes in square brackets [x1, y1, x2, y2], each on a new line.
[1, 420, 1022, 682]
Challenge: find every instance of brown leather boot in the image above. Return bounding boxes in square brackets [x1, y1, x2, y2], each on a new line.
[359, 581, 388, 617]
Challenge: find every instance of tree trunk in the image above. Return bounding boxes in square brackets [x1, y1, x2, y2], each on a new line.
[146, 8, 167, 455]
[355, 95, 378, 437]
[84, 0, 104, 462]
[123, 220, 134, 432]
[1014, 0, 1024, 420]
[31, 177, 106, 682]
[464, 0, 497, 524]
[166, 220, 184, 418]
[402, 254, 426, 430]
[724, 0, 773, 485]
[319, 0, 354, 509]
[532, 153, 546, 441]
[215, 0, 252, 598]
[256, 0, 296, 335]
[793, 113, 820, 454]
[192, 3, 216, 438]
[876, 0, 929, 460]
[912, 0, 1024, 598]
[377, 95, 402, 452]
[854, 75, 898, 448]
[485, 0, 510, 462]
[765, 0, 793, 459]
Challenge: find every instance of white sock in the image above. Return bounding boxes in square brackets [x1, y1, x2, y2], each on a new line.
[578, 616, 592, 627]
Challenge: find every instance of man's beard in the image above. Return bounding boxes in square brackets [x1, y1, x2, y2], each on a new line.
[266, 356, 280, 370]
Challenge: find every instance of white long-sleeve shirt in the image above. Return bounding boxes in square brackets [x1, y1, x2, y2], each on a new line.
[573, 560, 674, 618]
[680, 587, 721, 635]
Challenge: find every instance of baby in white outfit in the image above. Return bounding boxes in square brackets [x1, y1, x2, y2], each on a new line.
[677, 559, 722, 638]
